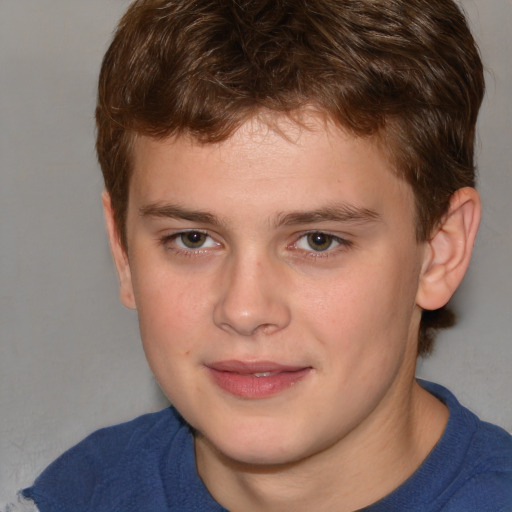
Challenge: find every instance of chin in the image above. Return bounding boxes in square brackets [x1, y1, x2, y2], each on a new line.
[222, 445, 305, 469]
[201, 424, 317, 469]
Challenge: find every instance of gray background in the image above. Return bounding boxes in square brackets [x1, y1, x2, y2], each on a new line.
[1, 0, 510, 503]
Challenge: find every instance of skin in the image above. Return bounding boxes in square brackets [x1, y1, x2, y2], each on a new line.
[104, 112, 480, 511]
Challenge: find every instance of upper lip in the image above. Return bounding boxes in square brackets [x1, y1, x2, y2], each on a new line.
[206, 360, 310, 374]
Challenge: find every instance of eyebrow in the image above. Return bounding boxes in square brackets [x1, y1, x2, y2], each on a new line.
[273, 204, 381, 227]
[139, 202, 380, 228]
[139, 203, 220, 225]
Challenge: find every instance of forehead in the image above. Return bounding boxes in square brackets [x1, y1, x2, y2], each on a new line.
[128, 112, 414, 226]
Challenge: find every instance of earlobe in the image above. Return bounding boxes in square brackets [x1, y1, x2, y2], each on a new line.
[102, 191, 137, 310]
[416, 187, 481, 311]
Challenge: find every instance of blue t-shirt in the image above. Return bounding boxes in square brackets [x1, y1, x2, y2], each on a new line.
[22, 381, 512, 512]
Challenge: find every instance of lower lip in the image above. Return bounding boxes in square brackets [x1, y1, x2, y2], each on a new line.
[207, 368, 311, 399]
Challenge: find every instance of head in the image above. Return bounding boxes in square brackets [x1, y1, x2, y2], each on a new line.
[96, 0, 484, 355]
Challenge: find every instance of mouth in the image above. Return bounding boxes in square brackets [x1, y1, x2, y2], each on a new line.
[205, 360, 312, 399]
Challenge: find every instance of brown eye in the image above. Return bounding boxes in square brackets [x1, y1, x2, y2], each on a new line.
[179, 231, 208, 249]
[306, 232, 334, 251]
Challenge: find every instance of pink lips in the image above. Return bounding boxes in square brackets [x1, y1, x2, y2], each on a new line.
[206, 360, 311, 399]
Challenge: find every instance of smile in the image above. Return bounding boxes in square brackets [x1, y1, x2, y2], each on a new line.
[205, 361, 312, 399]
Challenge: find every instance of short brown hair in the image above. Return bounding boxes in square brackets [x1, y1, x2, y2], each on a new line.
[96, 0, 484, 355]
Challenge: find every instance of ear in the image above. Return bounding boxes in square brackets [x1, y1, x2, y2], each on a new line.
[102, 191, 136, 310]
[416, 187, 481, 310]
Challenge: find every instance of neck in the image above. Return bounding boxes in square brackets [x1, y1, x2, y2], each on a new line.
[195, 380, 448, 512]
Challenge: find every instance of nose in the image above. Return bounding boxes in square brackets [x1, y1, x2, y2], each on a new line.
[213, 254, 291, 337]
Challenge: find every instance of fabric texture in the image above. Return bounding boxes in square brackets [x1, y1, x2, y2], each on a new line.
[359, 380, 512, 512]
[21, 381, 512, 512]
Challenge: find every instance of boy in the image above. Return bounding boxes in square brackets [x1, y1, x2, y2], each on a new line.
[11, 0, 512, 510]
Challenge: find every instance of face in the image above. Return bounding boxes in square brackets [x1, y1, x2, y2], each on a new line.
[110, 113, 429, 468]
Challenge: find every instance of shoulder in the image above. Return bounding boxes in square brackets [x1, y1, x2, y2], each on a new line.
[422, 380, 512, 467]
[368, 382, 512, 512]
[421, 380, 512, 511]
[21, 407, 191, 512]
[446, 415, 512, 511]
[33, 406, 184, 475]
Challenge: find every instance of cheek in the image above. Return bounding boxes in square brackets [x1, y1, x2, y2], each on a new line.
[300, 255, 420, 358]
[132, 273, 212, 405]
[132, 267, 213, 360]
[302, 274, 399, 334]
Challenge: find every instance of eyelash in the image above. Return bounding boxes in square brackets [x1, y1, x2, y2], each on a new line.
[158, 230, 220, 256]
[290, 231, 353, 259]
[158, 230, 353, 259]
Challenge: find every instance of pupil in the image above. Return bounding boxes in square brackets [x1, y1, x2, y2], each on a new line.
[308, 232, 331, 251]
[182, 232, 205, 248]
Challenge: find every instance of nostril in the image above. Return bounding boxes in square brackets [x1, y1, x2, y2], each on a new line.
[212, 259, 292, 336]
[213, 297, 291, 337]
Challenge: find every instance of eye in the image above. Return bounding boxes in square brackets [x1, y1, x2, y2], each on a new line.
[170, 230, 219, 250]
[295, 232, 346, 252]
